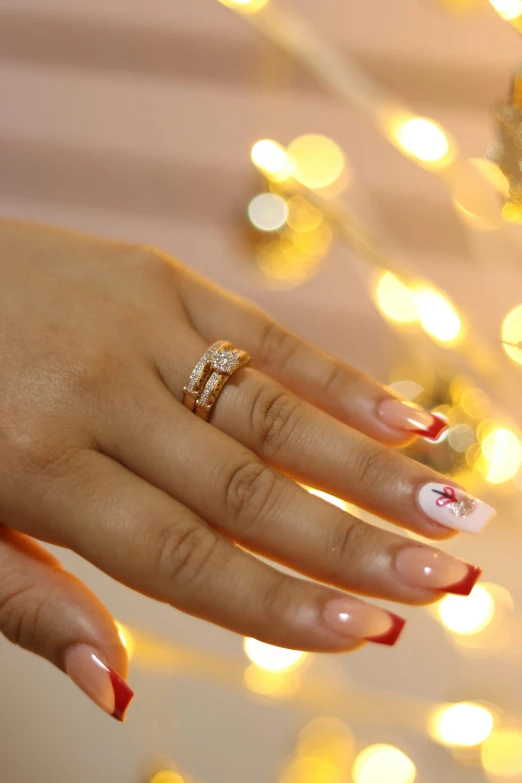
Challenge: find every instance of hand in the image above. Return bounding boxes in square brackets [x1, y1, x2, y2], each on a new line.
[0, 220, 493, 721]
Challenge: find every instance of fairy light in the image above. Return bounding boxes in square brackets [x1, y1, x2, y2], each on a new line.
[353, 745, 416, 783]
[251, 140, 294, 182]
[150, 773, 184, 783]
[392, 117, 451, 165]
[243, 638, 307, 672]
[481, 728, 522, 777]
[429, 703, 494, 746]
[287, 134, 346, 190]
[502, 304, 522, 365]
[437, 585, 495, 635]
[375, 271, 418, 324]
[488, 0, 522, 21]
[413, 286, 462, 344]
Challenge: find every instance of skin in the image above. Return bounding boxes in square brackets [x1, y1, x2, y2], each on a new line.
[0, 219, 463, 688]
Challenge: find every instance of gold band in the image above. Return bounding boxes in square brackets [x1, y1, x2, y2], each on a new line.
[183, 340, 250, 422]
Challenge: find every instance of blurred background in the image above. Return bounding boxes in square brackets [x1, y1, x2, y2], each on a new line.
[3, 0, 522, 781]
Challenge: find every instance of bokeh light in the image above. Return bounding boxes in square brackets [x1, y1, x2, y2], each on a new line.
[375, 271, 419, 324]
[243, 638, 307, 672]
[256, 238, 319, 287]
[461, 388, 490, 419]
[280, 757, 340, 783]
[150, 773, 184, 783]
[481, 728, 522, 777]
[287, 134, 346, 190]
[243, 664, 301, 698]
[479, 427, 522, 484]
[297, 717, 354, 766]
[488, 0, 522, 21]
[251, 140, 294, 182]
[392, 117, 450, 164]
[413, 286, 462, 344]
[437, 585, 495, 635]
[429, 702, 494, 746]
[502, 305, 522, 365]
[286, 195, 324, 232]
[218, 0, 270, 12]
[248, 193, 289, 231]
[353, 745, 416, 783]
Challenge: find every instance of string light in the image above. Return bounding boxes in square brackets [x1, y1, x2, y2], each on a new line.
[429, 702, 494, 746]
[287, 134, 346, 190]
[243, 638, 307, 672]
[481, 728, 522, 777]
[248, 193, 289, 231]
[502, 305, 522, 365]
[391, 117, 451, 166]
[375, 271, 419, 324]
[352, 745, 416, 783]
[437, 585, 495, 635]
[413, 286, 462, 345]
[251, 140, 294, 182]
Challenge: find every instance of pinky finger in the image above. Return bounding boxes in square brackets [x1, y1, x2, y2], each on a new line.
[0, 526, 134, 722]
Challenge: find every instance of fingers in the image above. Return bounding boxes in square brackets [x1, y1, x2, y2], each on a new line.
[103, 378, 483, 605]
[11, 449, 405, 652]
[178, 269, 447, 446]
[0, 526, 133, 721]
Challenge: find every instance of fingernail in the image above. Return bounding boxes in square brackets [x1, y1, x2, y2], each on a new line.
[417, 482, 496, 534]
[379, 399, 448, 441]
[396, 546, 482, 595]
[323, 599, 406, 646]
[64, 644, 134, 722]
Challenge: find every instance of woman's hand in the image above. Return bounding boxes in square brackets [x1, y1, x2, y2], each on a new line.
[0, 220, 494, 720]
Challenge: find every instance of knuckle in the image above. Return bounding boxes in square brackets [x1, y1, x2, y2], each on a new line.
[257, 318, 299, 368]
[250, 386, 303, 457]
[152, 519, 220, 594]
[0, 580, 46, 653]
[0, 421, 84, 487]
[259, 571, 293, 620]
[223, 456, 278, 531]
[328, 517, 369, 566]
[322, 362, 356, 398]
[350, 442, 390, 490]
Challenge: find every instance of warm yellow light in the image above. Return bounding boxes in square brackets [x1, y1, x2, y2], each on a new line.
[288, 223, 333, 257]
[243, 638, 307, 672]
[218, 0, 269, 12]
[150, 772, 184, 783]
[502, 304, 522, 365]
[286, 196, 324, 232]
[413, 286, 462, 344]
[287, 134, 346, 190]
[482, 729, 522, 777]
[248, 193, 288, 232]
[281, 757, 339, 783]
[488, 0, 522, 21]
[256, 238, 319, 288]
[307, 487, 348, 511]
[393, 118, 450, 163]
[115, 622, 135, 659]
[460, 388, 490, 419]
[297, 717, 354, 766]
[243, 664, 301, 698]
[251, 140, 294, 182]
[480, 427, 522, 484]
[375, 271, 418, 324]
[353, 745, 416, 783]
[429, 702, 494, 746]
[437, 585, 495, 635]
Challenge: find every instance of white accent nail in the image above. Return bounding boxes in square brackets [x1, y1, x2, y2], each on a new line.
[417, 482, 496, 534]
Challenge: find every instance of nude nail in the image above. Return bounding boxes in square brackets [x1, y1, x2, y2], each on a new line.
[417, 482, 496, 534]
[379, 399, 448, 441]
[64, 644, 134, 721]
[396, 547, 482, 595]
[323, 599, 406, 646]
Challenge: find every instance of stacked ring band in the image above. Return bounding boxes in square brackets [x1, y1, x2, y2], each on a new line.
[183, 340, 251, 421]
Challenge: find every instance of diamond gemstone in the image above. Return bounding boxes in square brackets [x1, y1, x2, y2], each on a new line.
[212, 349, 241, 374]
[447, 495, 476, 518]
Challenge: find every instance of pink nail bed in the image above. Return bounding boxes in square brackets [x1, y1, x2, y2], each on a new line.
[323, 599, 406, 646]
[417, 482, 496, 534]
[396, 547, 482, 595]
[379, 399, 448, 441]
[64, 644, 134, 722]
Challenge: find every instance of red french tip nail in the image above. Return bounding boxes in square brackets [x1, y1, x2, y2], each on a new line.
[442, 565, 483, 597]
[108, 669, 134, 722]
[410, 416, 448, 442]
[365, 614, 407, 646]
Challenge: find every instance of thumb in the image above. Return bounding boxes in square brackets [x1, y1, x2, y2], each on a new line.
[0, 525, 134, 721]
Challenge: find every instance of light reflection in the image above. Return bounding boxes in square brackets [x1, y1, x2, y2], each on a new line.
[488, 0, 522, 21]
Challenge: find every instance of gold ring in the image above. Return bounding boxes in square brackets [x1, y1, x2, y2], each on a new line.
[183, 340, 250, 421]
